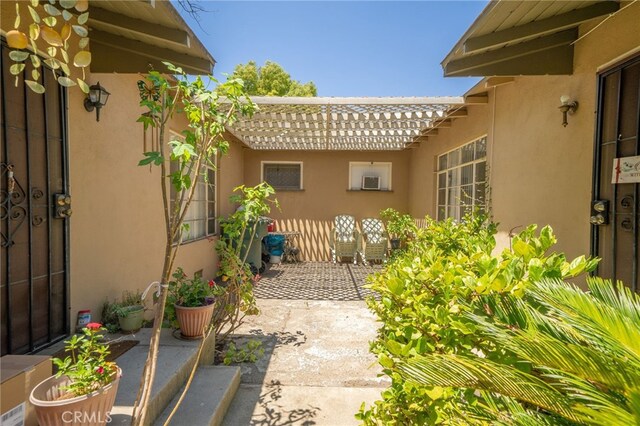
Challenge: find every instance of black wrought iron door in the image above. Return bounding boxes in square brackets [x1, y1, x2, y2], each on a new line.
[1, 41, 70, 355]
[591, 54, 640, 291]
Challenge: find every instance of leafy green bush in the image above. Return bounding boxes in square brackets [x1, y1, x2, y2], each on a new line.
[379, 208, 417, 245]
[399, 277, 640, 425]
[357, 215, 598, 424]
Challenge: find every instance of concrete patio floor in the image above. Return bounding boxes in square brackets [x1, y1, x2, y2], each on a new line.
[222, 261, 388, 426]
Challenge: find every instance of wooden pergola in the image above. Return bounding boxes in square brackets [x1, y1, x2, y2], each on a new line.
[226, 96, 467, 150]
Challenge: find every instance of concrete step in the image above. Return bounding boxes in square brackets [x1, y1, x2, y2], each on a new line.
[154, 366, 241, 426]
[108, 328, 216, 426]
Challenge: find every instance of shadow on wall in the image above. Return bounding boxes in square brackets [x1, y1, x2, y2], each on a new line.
[276, 219, 333, 262]
[274, 217, 426, 261]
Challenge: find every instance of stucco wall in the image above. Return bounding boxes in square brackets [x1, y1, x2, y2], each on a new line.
[67, 74, 244, 324]
[243, 150, 411, 260]
[408, 2, 640, 261]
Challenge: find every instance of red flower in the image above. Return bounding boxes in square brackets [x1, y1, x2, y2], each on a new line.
[208, 279, 216, 288]
[96, 366, 104, 374]
[86, 322, 102, 330]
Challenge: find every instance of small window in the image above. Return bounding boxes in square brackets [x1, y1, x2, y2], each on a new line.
[436, 136, 487, 221]
[349, 162, 392, 190]
[262, 162, 303, 190]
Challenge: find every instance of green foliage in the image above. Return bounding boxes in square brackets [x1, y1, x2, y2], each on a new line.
[230, 60, 317, 97]
[358, 215, 598, 425]
[398, 277, 640, 425]
[165, 268, 222, 327]
[214, 183, 278, 342]
[222, 340, 264, 365]
[137, 61, 256, 245]
[379, 208, 417, 242]
[53, 324, 117, 397]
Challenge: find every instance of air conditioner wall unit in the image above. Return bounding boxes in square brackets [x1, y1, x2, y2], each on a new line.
[362, 175, 381, 190]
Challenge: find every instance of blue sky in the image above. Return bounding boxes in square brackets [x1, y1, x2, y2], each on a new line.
[178, 1, 488, 97]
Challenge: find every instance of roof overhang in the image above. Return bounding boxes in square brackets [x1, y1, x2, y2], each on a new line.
[226, 97, 465, 151]
[88, 0, 214, 75]
[442, 0, 620, 77]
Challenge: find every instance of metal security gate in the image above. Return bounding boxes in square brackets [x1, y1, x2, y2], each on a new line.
[591, 54, 640, 291]
[1, 41, 70, 355]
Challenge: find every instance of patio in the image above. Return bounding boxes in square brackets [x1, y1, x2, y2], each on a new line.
[222, 261, 388, 425]
[254, 262, 382, 301]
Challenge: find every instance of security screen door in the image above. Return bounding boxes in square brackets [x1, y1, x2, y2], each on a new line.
[1, 41, 70, 355]
[592, 54, 640, 291]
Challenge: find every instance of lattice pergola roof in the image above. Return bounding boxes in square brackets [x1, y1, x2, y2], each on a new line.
[226, 96, 465, 150]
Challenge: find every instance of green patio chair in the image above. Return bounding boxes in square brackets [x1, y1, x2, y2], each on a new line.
[329, 214, 360, 264]
[360, 218, 388, 265]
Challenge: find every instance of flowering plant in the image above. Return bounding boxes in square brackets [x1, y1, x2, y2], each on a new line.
[166, 267, 222, 308]
[52, 323, 118, 397]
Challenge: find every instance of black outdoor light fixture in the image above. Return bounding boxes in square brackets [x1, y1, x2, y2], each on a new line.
[558, 95, 578, 127]
[84, 82, 110, 122]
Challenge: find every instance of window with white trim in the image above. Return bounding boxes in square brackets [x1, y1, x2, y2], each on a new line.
[170, 132, 217, 243]
[436, 136, 487, 221]
[262, 162, 303, 190]
[349, 162, 392, 190]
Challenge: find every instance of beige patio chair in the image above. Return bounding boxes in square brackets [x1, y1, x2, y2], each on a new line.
[360, 218, 388, 265]
[329, 214, 360, 264]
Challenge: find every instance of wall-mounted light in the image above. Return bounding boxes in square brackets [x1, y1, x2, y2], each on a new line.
[558, 95, 578, 127]
[84, 82, 110, 122]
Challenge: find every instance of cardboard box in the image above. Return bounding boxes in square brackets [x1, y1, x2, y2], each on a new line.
[1, 355, 52, 426]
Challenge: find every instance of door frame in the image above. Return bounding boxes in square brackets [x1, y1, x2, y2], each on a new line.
[590, 53, 640, 290]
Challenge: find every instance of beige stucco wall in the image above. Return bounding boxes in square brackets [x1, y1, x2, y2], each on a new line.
[67, 74, 245, 325]
[218, 134, 246, 218]
[409, 2, 640, 262]
[243, 150, 411, 260]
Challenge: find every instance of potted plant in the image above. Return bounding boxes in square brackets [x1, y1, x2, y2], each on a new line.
[380, 208, 417, 249]
[101, 290, 145, 333]
[166, 268, 220, 339]
[30, 323, 121, 426]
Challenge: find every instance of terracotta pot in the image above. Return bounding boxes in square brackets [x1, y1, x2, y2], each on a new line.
[175, 303, 215, 339]
[29, 366, 121, 426]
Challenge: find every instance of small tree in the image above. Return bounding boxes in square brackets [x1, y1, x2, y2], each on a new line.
[130, 62, 255, 426]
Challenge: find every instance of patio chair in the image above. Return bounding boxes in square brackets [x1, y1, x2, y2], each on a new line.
[329, 214, 360, 264]
[360, 218, 388, 265]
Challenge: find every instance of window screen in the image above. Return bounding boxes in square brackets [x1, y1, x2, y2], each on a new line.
[263, 163, 302, 190]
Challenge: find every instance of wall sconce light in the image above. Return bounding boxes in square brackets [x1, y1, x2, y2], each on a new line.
[84, 82, 110, 122]
[558, 95, 578, 127]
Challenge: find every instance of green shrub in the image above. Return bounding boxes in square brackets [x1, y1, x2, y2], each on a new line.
[357, 215, 598, 424]
[399, 277, 640, 425]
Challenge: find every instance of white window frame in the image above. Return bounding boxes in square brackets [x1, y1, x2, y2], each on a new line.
[169, 131, 218, 244]
[436, 136, 487, 221]
[348, 162, 392, 191]
[261, 161, 304, 190]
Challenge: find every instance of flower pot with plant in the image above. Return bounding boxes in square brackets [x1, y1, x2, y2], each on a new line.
[116, 305, 145, 333]
[166, 268, 221, 339]
[101, 290, 145, 334]
[30, 323, 121, 426]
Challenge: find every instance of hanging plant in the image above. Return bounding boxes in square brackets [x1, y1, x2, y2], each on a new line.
[7, 0, 91, 94]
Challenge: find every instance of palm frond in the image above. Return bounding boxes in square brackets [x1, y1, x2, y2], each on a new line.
[544, 370, 636, 425]
[530, 278, 640, 361]
[467, 312, 640, 391]
[468, 391, 578, 426]
[587, 277, 640, 324]
[399, 353, 581, 422]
